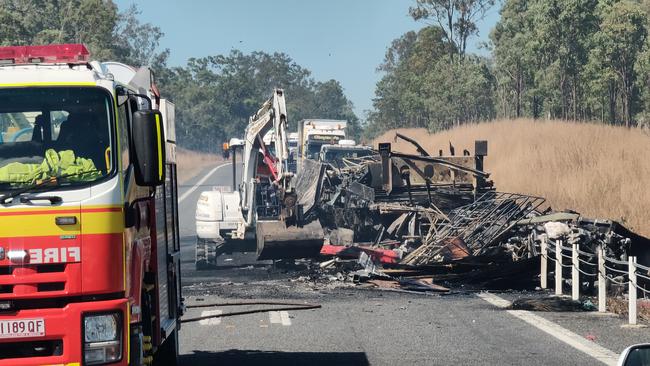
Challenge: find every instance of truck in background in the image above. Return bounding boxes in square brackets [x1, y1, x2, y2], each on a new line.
[318, 142, 374, 167]
[0, 44, 182, 366]
[287, 132, 299, 173]
[296, 119, 347, 172]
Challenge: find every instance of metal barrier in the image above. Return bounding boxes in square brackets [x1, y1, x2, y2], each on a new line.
[539, 234, 647, 325]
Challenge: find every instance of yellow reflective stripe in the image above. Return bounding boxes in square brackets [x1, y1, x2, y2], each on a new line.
[0, 82, 97, 87]
[41, 363, 80, 366]
[81, 211, 124, 235]
[155, 114, 163, 180]
[126, 306, 130, 363]
[0, 215, 80, 237]
[0, 206, 123, 237]
[0, 213, 122, 237]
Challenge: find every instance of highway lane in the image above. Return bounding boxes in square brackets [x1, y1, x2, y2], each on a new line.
[174, 164, 648, 366]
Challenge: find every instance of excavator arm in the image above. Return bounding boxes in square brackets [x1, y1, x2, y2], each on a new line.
[197, 89, 323, 266]
[241, 89, 289, 188]
[238, 89, 323, 259]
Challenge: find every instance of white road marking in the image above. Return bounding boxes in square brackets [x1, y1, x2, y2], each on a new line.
[179, 163, 230, 203]
[269, 311, 292, 326]
[477, 292, 619, 366]
[198, 310, 222, 326]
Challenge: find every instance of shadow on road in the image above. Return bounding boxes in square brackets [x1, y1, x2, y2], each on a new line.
[180, 349, 370, 366]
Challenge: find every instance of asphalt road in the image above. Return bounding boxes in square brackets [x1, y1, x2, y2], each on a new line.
[175, 164, 650, 366]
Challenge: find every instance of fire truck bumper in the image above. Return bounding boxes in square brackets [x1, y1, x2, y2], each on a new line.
[0, 298, 129, 366]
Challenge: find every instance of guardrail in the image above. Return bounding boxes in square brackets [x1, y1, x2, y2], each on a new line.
[539, 234, 649, 325]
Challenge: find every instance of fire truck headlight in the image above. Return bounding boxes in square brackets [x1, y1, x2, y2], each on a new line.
[83, 312, 122, 365]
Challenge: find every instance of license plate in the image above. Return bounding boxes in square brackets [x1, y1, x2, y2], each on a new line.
[0, 318, 45, 339]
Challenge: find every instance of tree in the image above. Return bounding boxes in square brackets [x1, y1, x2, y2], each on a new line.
[490, 0, 534, 118]
[366, 26, 494, 138]
[409, 0, 495, 59]
[0, 1, 166, 66]
[588, 0, 647, 126]
[0, 0, 119, 60]
[490, 0, 650, 125]
[161, 51, 360, 151]
[114, 4, 169, 68]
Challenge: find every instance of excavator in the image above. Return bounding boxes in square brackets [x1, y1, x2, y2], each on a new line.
[195, 89, 325, 268]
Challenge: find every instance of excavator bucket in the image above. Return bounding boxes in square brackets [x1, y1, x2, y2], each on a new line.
[256, 220, 324, 260]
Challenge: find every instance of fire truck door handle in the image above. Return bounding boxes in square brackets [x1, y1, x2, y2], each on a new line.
[20, 195, 62, 205]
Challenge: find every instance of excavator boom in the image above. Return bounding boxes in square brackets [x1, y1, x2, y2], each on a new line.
[195, 89, 323, 267]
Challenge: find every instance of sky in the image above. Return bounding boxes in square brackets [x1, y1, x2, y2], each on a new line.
[114, 0, 501, 120]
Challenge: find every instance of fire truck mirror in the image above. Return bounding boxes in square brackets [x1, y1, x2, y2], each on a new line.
[132, 110, 166, 187]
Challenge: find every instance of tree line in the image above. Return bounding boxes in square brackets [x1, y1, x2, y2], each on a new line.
[366, 0, 650, 137]
[3, 0, 648, 146]
[0, 0, 360, 152]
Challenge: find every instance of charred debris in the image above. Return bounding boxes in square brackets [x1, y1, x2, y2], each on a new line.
[293, 133, 649, 292]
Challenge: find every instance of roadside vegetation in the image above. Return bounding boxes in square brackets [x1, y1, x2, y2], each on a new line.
[365, 0, 650, 138]
[374, 119, 650, 237]
[0, 1, 361, 152]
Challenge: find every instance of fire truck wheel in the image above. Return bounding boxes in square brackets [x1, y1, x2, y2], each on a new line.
[154, 329, 179, 366]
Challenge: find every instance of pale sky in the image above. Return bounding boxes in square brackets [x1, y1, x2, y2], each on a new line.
[114, 0, 500, 119]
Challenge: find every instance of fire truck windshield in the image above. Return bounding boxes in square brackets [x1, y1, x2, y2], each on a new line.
[0, 87, 114, 190]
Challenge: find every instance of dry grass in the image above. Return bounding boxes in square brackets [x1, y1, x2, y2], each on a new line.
[373, 119, 650, 237]
[607, 297, 650, 322]
[176, 147, 221, 184]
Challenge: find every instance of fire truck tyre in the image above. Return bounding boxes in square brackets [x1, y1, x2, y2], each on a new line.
[154, 329, 179, 366]
[129, 326, 145, 366]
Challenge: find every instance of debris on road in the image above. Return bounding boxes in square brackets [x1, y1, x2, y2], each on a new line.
[509, 297, 596, 312]
[297, 133, 650, 293]
[193, 132, 650, 297]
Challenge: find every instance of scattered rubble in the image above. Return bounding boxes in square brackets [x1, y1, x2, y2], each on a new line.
[295, 133, 650, 293]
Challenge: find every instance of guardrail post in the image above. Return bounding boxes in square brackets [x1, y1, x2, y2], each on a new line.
[555, 239, 563, 295]
[572, 242, 579, 301]
[629, 256, 637, 325]
[598, 245, 606, 312]
[540, 235, 548, 289]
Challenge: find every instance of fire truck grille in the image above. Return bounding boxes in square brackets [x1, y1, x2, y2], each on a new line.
[0, 264, 69, 298]
[0, 339, 63, 359]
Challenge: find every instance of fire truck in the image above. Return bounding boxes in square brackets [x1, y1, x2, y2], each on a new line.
[0, 44, 182, 366]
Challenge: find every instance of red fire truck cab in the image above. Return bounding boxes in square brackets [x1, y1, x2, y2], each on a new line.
[0, 44, 182, 366]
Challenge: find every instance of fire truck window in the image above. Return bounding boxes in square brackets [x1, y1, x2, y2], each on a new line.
[117, 102, 130, 173]
[0, 87, 115, 189]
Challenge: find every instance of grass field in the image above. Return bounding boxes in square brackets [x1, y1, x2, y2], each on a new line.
[176, 147, 221, 184]
[373, 119, 650, 237]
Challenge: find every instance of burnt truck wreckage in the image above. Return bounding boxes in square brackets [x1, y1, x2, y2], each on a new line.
[293, 132, 650, 292]
[196, 97, 649, 292]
